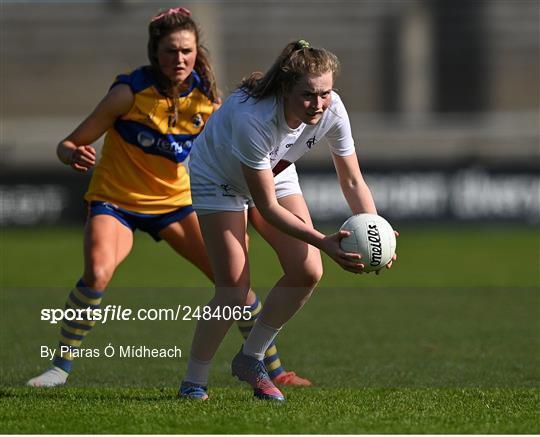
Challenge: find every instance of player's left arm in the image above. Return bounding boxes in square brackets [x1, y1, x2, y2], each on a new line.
[332, 152, 377, 215]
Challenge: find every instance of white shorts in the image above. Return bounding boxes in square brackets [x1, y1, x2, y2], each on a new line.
[190, 164, 302, 215]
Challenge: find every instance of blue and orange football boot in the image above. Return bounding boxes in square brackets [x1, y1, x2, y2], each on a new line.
[178, 380, 209, 400]
[231, 349, 285, 401]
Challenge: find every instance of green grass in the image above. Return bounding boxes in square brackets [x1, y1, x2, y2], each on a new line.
[1, 387, 538, 434]
[1, 225, 539, 433]
[2, 225, 539, 288]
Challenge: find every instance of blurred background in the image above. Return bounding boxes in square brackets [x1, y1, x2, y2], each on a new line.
[1, 1, 539, 401]
[1, 0, 539, 226]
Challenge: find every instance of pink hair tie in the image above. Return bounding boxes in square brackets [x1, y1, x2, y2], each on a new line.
[151, 7, 191, 22]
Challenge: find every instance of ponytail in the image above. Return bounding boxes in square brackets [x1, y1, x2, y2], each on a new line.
[240, 39, 339, 100]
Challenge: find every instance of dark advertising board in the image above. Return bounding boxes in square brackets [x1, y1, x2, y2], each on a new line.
[1, 164, 539, 226]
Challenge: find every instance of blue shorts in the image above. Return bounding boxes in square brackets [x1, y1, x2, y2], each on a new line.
[88, 201, 194, 242]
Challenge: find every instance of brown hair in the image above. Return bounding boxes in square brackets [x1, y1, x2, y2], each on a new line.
[147, 8, 219, 103]
[240, 40, 340, 100]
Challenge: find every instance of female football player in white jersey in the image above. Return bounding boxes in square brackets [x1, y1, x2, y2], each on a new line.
[181, 40, 397, 401]
[27, 8, 310, 394]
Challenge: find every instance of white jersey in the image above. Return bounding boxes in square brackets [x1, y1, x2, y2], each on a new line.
[189, 89, 355, 197]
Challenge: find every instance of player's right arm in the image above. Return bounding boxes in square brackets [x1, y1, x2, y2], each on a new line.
[57, 84, 135, 173]
[242, 164, 364, 274]
[234, 113, 363, 273]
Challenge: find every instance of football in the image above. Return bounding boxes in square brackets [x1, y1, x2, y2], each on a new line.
[339, 213, 397, 272]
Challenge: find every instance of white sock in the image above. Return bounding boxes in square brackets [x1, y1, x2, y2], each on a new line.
[243, 320, 281, 361]
[183, 355, 212, 386]
[27, 366, 69, 387]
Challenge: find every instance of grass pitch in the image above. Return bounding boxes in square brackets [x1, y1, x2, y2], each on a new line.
[1, 225, 539, 433]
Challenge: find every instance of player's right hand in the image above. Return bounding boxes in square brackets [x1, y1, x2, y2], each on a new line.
[320, 231, 365, 274]
[70, 145, 96, 173]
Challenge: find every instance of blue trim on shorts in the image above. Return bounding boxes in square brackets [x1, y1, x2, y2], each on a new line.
[89, 201, 194, 241]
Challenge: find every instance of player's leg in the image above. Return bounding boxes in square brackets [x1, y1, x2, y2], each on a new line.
[249, 194, 323, 327]
[158, 209, 265, 312]
[27, 213, 133, 386]
[240, 194, 322, 386]
[183, 210, 250, 356]
[233, 237, 312, 386]
[157, 210, 215, 281]
[179, 211, 250, 398]
[179, 210, 282, 400]
[158, 209, 305, 384]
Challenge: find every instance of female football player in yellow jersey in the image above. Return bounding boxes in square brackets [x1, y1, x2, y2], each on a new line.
[27, 7, 310, 393]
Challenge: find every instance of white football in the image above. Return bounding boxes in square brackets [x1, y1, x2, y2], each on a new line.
[339, 213, 397, 272]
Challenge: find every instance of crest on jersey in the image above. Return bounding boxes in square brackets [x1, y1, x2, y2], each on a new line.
[192, 113, 204, 128]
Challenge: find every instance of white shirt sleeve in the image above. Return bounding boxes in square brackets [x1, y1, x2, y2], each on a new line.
[324, 93, 356, 157]
[231, 114, 273, 170]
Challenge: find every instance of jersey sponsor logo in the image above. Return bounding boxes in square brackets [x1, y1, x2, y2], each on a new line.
[271, 142, 293, 161]
[137, 131, 155, 148]
[137, 130, 192, 156]
[115, 119, 196, 163]
[306, 136, 316, 149]
[158, 137, 192, 156]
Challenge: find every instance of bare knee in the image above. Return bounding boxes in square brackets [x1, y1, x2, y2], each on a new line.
[303, 262, 324, 288]
[285, 260, 323, 289]
[83, 265, 115, 290]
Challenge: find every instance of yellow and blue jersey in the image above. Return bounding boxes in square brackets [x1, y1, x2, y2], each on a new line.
[85, 67, 215, 214]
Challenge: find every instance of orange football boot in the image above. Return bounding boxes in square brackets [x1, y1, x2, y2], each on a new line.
[272, 371, 312, 386]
